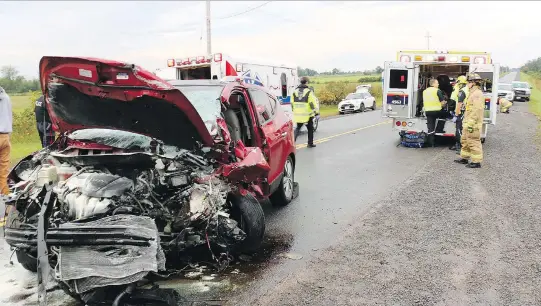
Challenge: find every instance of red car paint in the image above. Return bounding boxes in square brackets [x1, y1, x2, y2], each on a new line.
[31, 56, 295, 199]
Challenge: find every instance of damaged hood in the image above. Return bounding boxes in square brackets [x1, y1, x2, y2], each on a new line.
[39, 56, 214, 149]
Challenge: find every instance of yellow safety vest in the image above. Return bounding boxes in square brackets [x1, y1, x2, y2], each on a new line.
[292, 87, 315, 123]
[450, 84, 460, 101]
[423, 87, 441, 112]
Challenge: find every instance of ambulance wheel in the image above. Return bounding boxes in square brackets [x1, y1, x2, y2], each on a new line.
[481, 138, 486, 144]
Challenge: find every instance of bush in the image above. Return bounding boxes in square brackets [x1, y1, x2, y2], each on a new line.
[11, 91, 41, 143]
[315, 81, 384, 106]
[358, 76, 382, 83]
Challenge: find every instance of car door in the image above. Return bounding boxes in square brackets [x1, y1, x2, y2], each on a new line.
[246, 87, 284, 186]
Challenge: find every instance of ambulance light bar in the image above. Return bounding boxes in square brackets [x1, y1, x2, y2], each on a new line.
[167, 59, 175, 67]
[214, 53, 222, 62]
[399, 54, 485, 64]
[172, 56, 212, 66]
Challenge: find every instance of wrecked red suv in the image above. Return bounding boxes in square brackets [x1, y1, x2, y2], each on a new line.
[3, 57, 297, 305]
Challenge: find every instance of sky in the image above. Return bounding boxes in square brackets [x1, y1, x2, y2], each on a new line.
[1, 0, 541, 79]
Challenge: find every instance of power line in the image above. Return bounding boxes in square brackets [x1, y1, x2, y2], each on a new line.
[217, 1, 272, 20]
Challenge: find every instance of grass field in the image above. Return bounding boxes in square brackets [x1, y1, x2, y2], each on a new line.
[521, 72, 541, 118]
[11, 94, 33, 113]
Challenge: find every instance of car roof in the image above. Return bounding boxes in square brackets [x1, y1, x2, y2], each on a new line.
[167, 79, 275, 96]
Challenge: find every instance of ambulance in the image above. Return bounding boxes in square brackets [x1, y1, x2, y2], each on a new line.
[154, 53, 299, 115]
[382, 50, 499, 144]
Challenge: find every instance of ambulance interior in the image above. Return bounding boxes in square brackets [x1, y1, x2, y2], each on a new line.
[415, 64, 493, 118]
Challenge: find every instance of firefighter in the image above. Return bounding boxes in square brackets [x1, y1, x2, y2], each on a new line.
[499, 97, 513, 114]
[449, 75, 469, 152]
[35, 95, 55, 147]
[454, 73, 484, 168]
[423, 78, 447, 147]
[0, 86, 12, 197]
[292, 76, 318, 148]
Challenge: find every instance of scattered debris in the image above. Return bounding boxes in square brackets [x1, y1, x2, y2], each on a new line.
[231, 269, 240, 274]
[282, 253, 303, 260]
[185, 271, 204, 279]
[201, 275, 216, 281]
[238, 254, 252, 262]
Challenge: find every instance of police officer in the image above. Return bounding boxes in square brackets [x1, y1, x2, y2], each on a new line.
[449, 75, 469, 152]
[292, 77, 318, 148]
[35, 95, 54, 148]
[423, 78, 447, 147]
[454, 73, 484, 168]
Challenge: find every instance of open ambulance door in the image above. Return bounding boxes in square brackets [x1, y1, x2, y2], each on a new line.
[470, 63, 500, 125]
[382, 61, 415, 118]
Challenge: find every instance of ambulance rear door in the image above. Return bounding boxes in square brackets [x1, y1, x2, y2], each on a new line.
[382, 61, 415, 118]
[470, 63, 499, 125]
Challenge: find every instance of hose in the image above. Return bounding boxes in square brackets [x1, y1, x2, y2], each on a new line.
[112, 283, 136, 306]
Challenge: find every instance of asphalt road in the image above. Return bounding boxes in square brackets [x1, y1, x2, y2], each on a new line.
[0, 72, 524, 305]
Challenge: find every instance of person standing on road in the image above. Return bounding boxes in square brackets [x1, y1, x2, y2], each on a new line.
[449, 75, 469, 152]
[35, 95, 55, 148]
[499, 97, 513, 114]
[423, 78, 447, 147]
[0, 86, 13, 197]
[455, 73, 485, 168]
[292, 76, 318, 148]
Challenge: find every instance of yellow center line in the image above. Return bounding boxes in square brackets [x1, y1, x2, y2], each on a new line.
[296, 120, 391, 150]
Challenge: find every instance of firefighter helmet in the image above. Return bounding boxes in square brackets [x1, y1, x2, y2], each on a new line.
[467, 73, 483, 82]
[457, 75, 467, 84]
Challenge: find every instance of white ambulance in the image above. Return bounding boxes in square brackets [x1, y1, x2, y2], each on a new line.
[382, 50, 499, 144]
[154, 53, 299, 116]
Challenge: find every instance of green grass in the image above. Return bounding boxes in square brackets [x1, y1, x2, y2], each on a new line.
[10, 141, 41, 166]
[521, 72, 541, 118]
[319, 105, 339, 118]
[10, 94, 33, 113]
[312, 74, 375, 83]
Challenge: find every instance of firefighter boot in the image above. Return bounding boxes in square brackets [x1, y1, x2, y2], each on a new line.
[466, 162, 481, 168]
[454, 158, 468, 164]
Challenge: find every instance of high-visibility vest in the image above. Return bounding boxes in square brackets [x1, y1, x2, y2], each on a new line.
[450, 84, 460, 101]
[292, 87, 315, 123]
[423, 87, 442, 112]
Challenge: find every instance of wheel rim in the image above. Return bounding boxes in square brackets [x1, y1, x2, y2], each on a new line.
[361, 104, 365, 112]
[283, 159, 294, 200]
[313, 118, 318, 131]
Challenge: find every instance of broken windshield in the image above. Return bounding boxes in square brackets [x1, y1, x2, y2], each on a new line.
[174, 84, 224, 124]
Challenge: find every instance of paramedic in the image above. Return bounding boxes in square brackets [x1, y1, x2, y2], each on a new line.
[454, 73, 484, 168]
[423, 78, 447, 146]
[499, 97, 513, 114]
[449, 75, 469, 152]
[292, 76, 318, 148]
[0, 86, 12, 196]
[35, 95, 55, 148]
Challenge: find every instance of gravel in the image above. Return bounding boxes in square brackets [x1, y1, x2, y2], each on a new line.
[252, 103, 541, 306]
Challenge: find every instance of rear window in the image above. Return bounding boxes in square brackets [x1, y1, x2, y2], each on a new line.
[389, 69, 408, 89]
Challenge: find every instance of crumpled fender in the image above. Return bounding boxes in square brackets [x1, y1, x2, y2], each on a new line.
[218, 140, 270, 184]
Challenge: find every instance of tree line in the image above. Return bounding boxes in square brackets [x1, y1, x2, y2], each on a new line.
[0, 66, 40, 94]
[521, 57, 541, 73]
[298, 66, 384, 77]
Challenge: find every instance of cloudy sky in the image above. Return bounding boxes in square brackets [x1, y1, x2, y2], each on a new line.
[2, 1, 541, 79]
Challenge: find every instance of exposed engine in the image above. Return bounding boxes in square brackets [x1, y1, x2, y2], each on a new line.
[5, 147, 259, 305]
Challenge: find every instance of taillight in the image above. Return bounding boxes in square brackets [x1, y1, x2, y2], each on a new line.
[214, 53, 222, 62]
[396, 121, 402, 126]
[167, 59, 175, 67]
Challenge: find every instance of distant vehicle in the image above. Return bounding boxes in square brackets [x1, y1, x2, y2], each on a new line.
[511, 81, 531, 101]
[497, 83, 515, 101]
[383, 50, 499, 144]
[338, 91, 376, 114]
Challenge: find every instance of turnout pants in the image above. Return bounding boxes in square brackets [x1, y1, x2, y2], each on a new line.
[425, 110, 447, 145]
[460, 127, 483, 163]
[294, 116, 314, 145]
[0, 134, 10, 195]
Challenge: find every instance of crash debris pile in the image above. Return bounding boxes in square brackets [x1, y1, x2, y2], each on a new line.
[5, 148, 252, 305]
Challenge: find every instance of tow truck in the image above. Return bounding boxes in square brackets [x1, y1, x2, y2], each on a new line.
[382, 50, 500, 144]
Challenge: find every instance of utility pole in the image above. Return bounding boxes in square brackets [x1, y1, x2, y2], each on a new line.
[425, 31, 432, 50]
[206, 0, 212, 56]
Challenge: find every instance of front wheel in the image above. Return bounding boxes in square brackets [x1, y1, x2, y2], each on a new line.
[359, 103, 365, 112]
[230, 194, 265, 253]
[371, 101, 376, 110]
[270, 156, 295, 207]
[16, 250, 38, 272]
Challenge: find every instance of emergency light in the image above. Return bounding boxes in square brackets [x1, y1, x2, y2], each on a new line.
[400, 55, 411, 63]
[214, 53, 222, 62]
[437, 56, 445, 62]
[461, 56, 470, 63]
[414, 56, 422, 61]
[196, 56, 205, 64]
[425, 56, 435, 62]
[448, 56, 458, 63]
[167, 59, 175, 67]
[474, 57, 486, 64]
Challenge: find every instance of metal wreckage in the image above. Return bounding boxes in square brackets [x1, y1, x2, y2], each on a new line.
[3, 57, 299, 305]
